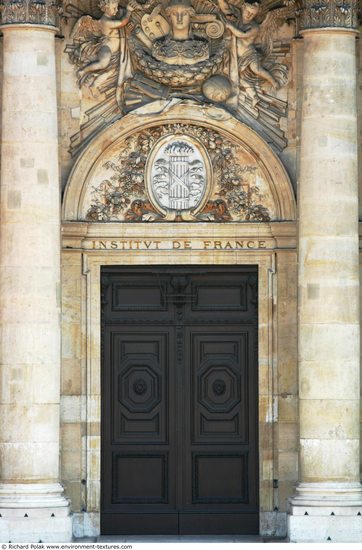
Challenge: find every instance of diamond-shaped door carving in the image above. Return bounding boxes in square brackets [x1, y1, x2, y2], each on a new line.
[119, 355, 161, 414]
[198, 358, 241, 414]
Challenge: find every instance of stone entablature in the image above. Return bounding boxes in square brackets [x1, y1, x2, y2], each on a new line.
[298, 0, 359, 31]
[0, 0, 59, 27]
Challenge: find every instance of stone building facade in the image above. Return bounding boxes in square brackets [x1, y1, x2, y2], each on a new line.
[0, 0, 361, 543]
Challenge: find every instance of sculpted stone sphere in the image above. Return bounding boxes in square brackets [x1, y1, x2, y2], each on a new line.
[202, 74, 232, 102]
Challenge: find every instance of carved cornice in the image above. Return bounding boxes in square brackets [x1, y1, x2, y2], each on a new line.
[298, 0, 359, 31]
[0, 0, 59, 27]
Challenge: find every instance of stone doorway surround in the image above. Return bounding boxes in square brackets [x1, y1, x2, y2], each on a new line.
[60, 106, 297, 537]
[61, 221, 297, 538]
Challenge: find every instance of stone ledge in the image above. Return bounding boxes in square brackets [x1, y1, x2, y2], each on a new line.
[72, 512, 99, 539]
[260, 512, 287, 538]
[0, 483, 70, 508]
[0, 514, 73, 543]
[288, 514, 362, 542]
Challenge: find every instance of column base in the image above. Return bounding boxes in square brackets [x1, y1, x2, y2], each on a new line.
[0, 483, 73, 542]
[288, 482, 362, 542]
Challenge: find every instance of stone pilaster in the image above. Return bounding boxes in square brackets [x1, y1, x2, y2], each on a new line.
[288, 0, 362, 542]
[0, 1, 72, 542]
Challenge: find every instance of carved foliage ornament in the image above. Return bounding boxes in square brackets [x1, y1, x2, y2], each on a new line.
[84, 124, 272, 223]
[298, 0, 359, 30]
[0, 0, 59, 26]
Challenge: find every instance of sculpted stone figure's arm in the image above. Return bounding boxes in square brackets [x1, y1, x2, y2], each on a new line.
[108, 12, 131, 28]
[101, 0, 140, 34]
[103, 5, 135, 31]
[223, 19, 259, 40]
[217, 0, 237, 17]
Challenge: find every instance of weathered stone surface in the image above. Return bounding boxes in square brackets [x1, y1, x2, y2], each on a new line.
[289, 23, 362, 542]
[0, 23, 71, 542]
[0, 0, 59, 27]
[299, 0, 359, 31]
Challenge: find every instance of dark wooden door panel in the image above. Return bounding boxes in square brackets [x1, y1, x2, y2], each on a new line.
[102, 271, 173, 324]
[101, 267, 258, 535]
[189, 330, 249, 445]
[182, 326, 258, 520]
[102, 325, 177, 520]
[111, 331, 170, 444]
[192, 453, 248, 502]
[112, 452, 169, 503]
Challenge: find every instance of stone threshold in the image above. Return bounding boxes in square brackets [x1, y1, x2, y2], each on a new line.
[92, 536, 288, 543]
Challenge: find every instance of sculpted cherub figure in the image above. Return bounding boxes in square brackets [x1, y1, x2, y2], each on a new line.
[68, 0, 139, 99]
[77, 0, 133, 86]
[217, 0, 295, 108]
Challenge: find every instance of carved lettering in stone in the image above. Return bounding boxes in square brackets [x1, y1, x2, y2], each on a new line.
[88, 238, 272, 250]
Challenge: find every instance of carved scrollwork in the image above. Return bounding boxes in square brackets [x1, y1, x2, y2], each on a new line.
[0, 0, 59, 27]
[298, 0, 359, 31]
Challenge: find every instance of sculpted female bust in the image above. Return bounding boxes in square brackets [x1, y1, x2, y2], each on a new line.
[152, 0, 209, 66]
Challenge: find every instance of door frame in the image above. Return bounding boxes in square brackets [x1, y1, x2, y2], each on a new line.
[66, 223, 286, 535]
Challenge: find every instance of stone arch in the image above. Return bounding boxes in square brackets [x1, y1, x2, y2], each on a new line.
[62, 104, 296, 222]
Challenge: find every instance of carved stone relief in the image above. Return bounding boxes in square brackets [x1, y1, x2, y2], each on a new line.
[81, 123, 274, 222]
[298, 0, 359, 30]
[146, 135, 211, 218]
[0, 0, 59, 26]
[63, 0, 296, 155]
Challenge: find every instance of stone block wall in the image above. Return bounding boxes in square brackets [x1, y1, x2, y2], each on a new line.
[55, 12, 301, 536]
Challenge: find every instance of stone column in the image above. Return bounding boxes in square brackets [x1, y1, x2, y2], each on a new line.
[0, 1, 72, 542]
[288, 0, 362, 542]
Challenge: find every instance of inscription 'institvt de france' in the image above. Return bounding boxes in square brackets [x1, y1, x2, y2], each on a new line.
[89, 239, 270, 251]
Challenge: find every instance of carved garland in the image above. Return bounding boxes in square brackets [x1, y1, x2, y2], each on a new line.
[0, 0, 59, 27]
[85, 124, 271, 223]
[298, 0, 359, 30]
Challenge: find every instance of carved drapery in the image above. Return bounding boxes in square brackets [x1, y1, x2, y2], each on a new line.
[0, 0, 59, 27]
[298, 0, 359, 31]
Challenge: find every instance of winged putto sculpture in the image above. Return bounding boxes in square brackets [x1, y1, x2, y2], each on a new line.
[64, 0, 297, 152]
[218, 0, 295, 107]
[65, 0, 142, 106]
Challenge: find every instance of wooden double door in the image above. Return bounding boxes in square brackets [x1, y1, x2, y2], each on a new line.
[101, 266, 259, 534]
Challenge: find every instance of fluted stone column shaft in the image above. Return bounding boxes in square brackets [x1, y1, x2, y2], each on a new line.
[0, 23, 72, 542]
[288, 24, 362, 543]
